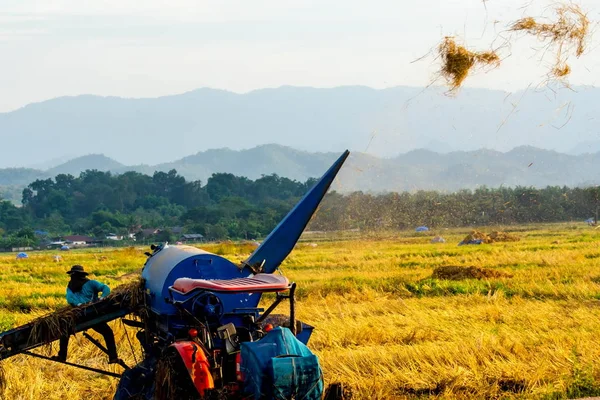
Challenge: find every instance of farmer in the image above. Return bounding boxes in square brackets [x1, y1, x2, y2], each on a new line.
[52, 265, 120, 363]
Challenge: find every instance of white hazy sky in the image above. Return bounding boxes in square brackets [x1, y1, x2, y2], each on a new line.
[1, 0, 599, 112]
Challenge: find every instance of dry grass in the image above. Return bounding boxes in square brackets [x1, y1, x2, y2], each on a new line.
[0, 362, 5, 393]
[431, 265, 513, 280]
[1, 223, 600, 399]
[438, 37, 500, 91]
[488, 231, 521, 242]
[511, 4, 590, 78]
[208, 241, 259, 258]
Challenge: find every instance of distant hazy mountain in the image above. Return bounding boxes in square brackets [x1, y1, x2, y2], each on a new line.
[0, 168, 42, 186]
[1, 85, 600, 168]
[147, 145, 338, 182]
[47, 154, 124, 176]
[569, 140, 600, 155]
[27, 155, 77, 170]
[1, 145, 600, 198]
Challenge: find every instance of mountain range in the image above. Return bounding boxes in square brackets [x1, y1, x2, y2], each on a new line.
[1, 144, 600, 204]
[1, 85, 600, 169]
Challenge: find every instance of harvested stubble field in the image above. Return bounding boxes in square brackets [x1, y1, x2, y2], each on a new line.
[1, 224, 600, 399]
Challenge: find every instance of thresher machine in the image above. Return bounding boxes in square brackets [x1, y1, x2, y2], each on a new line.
[0, 151, 350, 399]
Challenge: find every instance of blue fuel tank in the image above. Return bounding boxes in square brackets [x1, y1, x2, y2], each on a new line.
[141, 244, 258, 315]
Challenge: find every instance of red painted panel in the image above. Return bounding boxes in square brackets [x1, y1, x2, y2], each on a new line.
[173, 273, 289, 293]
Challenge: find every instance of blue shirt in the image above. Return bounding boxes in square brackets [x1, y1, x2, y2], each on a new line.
[66, 280, 111, 306]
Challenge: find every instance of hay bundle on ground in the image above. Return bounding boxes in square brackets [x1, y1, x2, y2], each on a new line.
[432, 266, 512, 280]
[438, 37, 500, 91]
[461, 230, 520, 244]
[488, 231, 520, 242]
[462, 230, 492, 244]
[511, 4, 589, 78]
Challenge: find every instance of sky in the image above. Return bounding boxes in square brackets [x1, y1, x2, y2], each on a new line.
[1, 0, 600, 112]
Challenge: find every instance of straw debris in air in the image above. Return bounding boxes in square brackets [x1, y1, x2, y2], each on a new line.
[438, 37, 500, 91]
[511, 4, 590, 78]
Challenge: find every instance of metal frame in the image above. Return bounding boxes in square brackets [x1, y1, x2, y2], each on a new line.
[22, 350, 123, 378]
[256, 282, 297, 335]
[82, 332, 130, 370]
[168, 282, 298, 335]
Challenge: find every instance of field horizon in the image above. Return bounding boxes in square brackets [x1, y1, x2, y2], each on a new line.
[1, 223, 600, 399]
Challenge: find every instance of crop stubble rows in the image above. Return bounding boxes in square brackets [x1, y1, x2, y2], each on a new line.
[1, 224, 600, 399]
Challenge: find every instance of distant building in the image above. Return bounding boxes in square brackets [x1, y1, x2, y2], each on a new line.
[13, 247, 32, 252]
[63, 235, 94, 245]
[170, 227, 184, 235]
[105, 233, 123, 241]
[138, 228, 161, 238]
[179, 233, 204, 243]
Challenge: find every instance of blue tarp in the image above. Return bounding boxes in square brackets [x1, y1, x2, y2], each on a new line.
[415, 226, 429, 232]
[241, 327, 323, 400]
[16, 252, 28, 259]
[60, 245, 70, 251]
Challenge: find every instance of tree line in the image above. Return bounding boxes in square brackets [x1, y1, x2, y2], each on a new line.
[0, 169, 599, 247]
[311, 186, 600, 231]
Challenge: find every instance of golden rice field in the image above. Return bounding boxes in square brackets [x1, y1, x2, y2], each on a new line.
[1, 223, 600, 399]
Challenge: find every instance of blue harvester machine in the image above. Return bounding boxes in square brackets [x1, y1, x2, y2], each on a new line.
[0, 151, 350, 400]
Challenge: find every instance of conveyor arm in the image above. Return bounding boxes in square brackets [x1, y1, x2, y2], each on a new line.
[0, 295, 135, 361]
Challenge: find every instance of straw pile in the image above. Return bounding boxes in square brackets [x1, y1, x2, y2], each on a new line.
[461, 230, 520, 244]
[461, 230, 493, 244]
[488, 231, 520, 242]
[105, 276, 146, 311]
[154, 351, 199, 400]
[154, 354, 176, 400]
[511, 4, 589, 78]
[432, 265, 512, 280]
[0, 363, 5, 394]
[28, 305, 83, 347]
[438, 37, 500, 91]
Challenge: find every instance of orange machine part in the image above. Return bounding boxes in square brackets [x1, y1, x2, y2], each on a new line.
[170, 341, 215, 396]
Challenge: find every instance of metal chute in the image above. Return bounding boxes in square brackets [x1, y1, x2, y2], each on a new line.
[241, 150, 349, 274]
